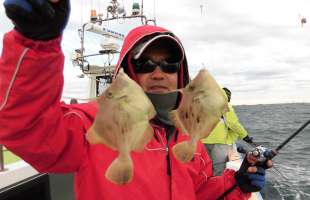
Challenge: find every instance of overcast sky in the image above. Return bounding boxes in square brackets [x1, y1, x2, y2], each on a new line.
[1, 0, 309, 105]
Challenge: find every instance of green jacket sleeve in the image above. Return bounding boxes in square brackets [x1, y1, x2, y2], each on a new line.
[225, 104, 248, 141]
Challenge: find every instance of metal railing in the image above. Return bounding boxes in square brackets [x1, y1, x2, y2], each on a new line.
[0, 145, 4, 172]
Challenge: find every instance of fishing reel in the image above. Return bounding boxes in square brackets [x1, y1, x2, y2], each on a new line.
[237, 145, 277, 167]
[250, 145, 277, 163]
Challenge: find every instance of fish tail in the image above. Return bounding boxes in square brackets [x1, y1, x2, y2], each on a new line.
[86, 126, 102, 144]
[105, 154, 133, 185]
[132, 124, 154, 152]
[172, 141, 197, 163]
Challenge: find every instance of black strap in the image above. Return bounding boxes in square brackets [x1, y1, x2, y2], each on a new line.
[215, 184, 238, 200]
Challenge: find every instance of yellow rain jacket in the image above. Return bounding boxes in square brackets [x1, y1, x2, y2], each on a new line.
[201, 104, 248, 145]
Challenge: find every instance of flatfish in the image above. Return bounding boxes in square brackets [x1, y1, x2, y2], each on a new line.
[170, 69, 229, 163]
[86, 69, 156, 184]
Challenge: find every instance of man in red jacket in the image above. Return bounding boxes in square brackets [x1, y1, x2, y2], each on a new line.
[0, 0, 271, 199]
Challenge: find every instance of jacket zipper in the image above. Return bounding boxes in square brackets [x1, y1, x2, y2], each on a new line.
[153, 126, 177, 176]
[165, 128, 178, 176]
[166, 146, 171, 175]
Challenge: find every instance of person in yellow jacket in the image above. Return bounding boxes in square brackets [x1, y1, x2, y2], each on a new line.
[201, 87, 253, 175]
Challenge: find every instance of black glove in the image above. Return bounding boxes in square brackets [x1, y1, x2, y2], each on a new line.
[243, 135, 254, 144]
[4, 0, 70, 40]
[235, 155, 266, 193]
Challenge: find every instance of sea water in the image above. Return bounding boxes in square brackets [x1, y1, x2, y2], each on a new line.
[235, 103, 310, 200]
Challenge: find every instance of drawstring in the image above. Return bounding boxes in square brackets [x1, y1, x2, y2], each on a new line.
[126, 52, 140, 84]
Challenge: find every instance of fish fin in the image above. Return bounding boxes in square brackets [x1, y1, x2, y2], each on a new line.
[220, 91, 230, 113]
[105, 154, 134, 185]
[223, 102, 230, 113]
[172, 140, 197, 163]
[86, 126, 117, 150]
[86, 126, 104, 144]
[169, 110, 188, 134]
[198, 117, 220, 139]
[132, 123, 154, 152]
[96, 92, 106, 104]
[148, 106, 157, 120]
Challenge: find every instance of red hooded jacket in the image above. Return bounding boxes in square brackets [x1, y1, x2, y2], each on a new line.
[0, 25, 249, 200]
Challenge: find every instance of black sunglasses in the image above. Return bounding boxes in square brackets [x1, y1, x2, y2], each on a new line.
[132, 58, 181, 74]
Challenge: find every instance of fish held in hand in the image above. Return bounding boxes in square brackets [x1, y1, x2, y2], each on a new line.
[170, 69, 229, 163]
[86, 69, 156, 185]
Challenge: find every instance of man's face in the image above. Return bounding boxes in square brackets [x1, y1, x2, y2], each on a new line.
[136, 48, 178, 94]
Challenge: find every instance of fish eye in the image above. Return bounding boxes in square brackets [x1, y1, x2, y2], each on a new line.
[189, 85, 195, 91]
[106, 91, 113, 98]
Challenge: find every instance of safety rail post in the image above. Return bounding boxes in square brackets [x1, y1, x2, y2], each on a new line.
[0, 145, 4, 172]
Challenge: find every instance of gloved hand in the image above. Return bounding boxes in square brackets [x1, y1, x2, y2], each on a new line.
[235, 154, 268, 193]
[3, 0, 70, 40]
[235, 166, 266, 193]
[243, 135, 254, 144]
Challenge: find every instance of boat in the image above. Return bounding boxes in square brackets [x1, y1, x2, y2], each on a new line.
[0, 1, 263, 199]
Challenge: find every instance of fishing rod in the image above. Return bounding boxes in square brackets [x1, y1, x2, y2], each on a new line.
[275, 119, 310, 152]
[242, 119, 310, 163]
[216, 119, 310, 200]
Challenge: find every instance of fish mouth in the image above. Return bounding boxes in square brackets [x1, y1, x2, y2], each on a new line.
[116, 95, 127, 100]
[147, 86, 170, 93]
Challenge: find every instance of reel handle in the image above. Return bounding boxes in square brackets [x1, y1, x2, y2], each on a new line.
[237, 146, 276, 169]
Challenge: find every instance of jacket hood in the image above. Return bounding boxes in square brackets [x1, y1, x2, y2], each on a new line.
[113, 25, 190, 88]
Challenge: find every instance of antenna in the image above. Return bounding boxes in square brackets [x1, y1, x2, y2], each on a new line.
[202, 62, 206, 69]
[153, 0, 156, 22]
[141, 0, 144, 16]
[80, 0, 84, 25]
